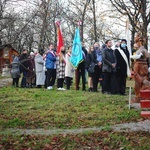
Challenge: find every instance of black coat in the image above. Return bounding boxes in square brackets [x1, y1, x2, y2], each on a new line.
[114, 47, 130, 77]
[19, 54, 28, 72]
[86, 50, 99, 69]
[102, 48, 116, 73]
[91, 50, 99, 64]
[81, 47, 88, 68]
[82, 47, 88, 59]
[85, 53, 92, 69]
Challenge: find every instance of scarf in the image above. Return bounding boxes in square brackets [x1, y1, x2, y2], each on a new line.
[118, 48, 131, 77]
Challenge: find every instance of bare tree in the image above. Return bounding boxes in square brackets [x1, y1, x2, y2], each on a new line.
[109, 0, 150, 49]
[2, 0, 144, 51]
[91, 0, 97, 42]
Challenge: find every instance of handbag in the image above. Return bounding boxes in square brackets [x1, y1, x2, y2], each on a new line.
[88, 62, 95, 73]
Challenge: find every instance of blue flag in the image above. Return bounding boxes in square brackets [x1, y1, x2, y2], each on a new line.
[70, 28, 83, 68]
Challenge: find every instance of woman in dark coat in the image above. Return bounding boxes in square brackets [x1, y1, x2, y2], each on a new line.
[86, 46, 94, 91]
[19, 49, 28, 88]
[26, 52, 35, 88]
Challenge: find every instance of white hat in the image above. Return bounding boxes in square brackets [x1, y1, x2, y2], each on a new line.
[30, 52, 34, 55]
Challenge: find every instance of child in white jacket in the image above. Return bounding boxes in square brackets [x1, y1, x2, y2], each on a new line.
[65, 47, 74, 90]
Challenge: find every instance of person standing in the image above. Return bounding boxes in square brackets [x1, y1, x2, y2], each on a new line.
[19, 49, 28, 88]
[45, 43, 57, 90]
[26, 52, 35, 88]
[43, 49, 48, 88]
[76, 42, 87, 91]
[114, 39, 130, 95]
[86, 46, 94, 92]
[56, 46, 66, 90]
[65, 47, 74, 90]
[34, 50, 45, 88]
[102, 40, 116, 94]
[90, 42, 103, 92]
[10, 55, 20, 87]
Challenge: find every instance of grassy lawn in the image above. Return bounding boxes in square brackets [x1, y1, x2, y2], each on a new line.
[0, 86, 139, 129]
[0, 82, 149, 149]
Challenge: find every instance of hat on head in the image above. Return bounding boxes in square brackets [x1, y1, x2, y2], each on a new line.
[121, 39, 127, 43]
[30, 52, 34, 56]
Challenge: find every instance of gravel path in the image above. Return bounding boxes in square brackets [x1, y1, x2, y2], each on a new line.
[113, 119, 150, 132]
[2, 119, 150, 135]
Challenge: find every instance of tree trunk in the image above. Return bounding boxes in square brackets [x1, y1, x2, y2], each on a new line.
[131, 28, 136, 50]
[38, 0, 48, 51]
[141, 0, 148, 49]
[92, 0, 97, 42]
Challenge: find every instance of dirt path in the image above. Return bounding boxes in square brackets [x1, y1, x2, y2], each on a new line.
[2, 119, 150, 135]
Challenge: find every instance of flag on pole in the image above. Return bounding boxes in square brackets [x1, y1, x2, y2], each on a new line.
[70, 27, 83, 68]
[125, 18, 132, 56]
[55, 21, 64, 55]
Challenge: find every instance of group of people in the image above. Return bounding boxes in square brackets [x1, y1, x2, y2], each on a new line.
[10, 39, 132, 95]
[86, 39, 130, 95]
[10, 49, 35, 88]
[10, 44, 74, 90]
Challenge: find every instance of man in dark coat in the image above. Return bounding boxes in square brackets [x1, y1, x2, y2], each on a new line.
[102, 40, 116, 94]
[114, 39, 130, 95]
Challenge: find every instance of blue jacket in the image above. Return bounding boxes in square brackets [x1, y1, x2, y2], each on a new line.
[45, 51, 56, 69]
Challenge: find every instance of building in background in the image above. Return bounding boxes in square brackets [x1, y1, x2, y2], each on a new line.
[0, 44, 19, 76]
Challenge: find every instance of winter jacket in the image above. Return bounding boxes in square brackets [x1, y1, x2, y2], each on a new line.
[19, 54, 28, 72]
[35, 53, 44, 72]
[56, 56, 66, 79]
[11, 56, 20, 78]
[45, 51, 56, 69]
[114, 47, 130, 77]
[102, 48, 116, 73]
[65, 53, 74, 78]
[34, 53, 45, 85]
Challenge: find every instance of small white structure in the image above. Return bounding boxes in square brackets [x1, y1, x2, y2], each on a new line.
[2, 67, 10, 77]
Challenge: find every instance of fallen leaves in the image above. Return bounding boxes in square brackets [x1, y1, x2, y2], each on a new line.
[0, 131, 150, 149]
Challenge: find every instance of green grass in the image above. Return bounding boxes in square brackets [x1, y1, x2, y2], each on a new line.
[1, 82, 148, 149]
[0, 85, 140, 129]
